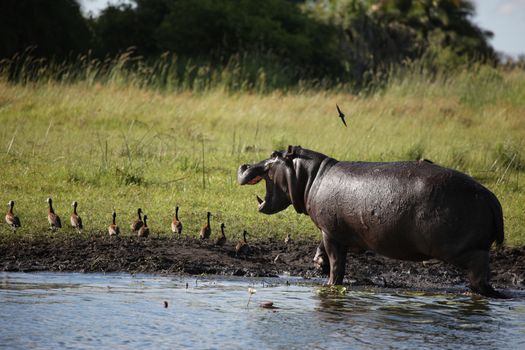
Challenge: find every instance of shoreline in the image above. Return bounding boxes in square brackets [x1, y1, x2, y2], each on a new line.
[1, 235, 524, 293]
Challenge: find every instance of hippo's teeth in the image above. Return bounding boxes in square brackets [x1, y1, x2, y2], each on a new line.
[256, 195, 263, 204]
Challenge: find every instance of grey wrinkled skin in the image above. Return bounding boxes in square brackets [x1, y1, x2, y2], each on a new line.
[238, 146, 505, 298]
[313, 241, 329, 275]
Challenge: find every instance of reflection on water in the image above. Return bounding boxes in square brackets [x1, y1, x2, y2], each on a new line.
[0, 272, 524, 349]
[314, 290, 522, 349]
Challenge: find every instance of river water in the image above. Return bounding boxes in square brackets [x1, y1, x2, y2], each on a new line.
[0, 272, 524, 349]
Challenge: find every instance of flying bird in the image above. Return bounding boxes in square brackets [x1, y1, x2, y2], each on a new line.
[336, 104, 347, 127]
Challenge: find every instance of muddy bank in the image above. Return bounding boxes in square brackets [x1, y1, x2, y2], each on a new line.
[1, 235, 524, 292]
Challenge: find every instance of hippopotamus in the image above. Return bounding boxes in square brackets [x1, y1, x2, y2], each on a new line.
[238, 145, 505, 297]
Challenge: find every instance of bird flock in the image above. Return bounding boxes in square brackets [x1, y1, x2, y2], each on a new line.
[3, 106, 345, 253]
[4, 198, 259, 256]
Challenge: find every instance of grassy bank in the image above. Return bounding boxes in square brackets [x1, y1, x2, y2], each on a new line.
[1, 66, 524, 245]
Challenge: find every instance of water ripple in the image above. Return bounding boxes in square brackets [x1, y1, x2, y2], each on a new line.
[0, 272, 524, 349]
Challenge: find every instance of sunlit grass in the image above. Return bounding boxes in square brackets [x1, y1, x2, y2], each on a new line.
[0, 63, 524, 245]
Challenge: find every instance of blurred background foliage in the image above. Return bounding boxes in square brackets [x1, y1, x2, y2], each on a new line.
[0, 0, 505, 89]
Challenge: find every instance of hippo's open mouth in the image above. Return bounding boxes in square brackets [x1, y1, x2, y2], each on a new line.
[237, 163, 274, 213]
[254, 176, 275, 212]
[248, 176, 263, 185]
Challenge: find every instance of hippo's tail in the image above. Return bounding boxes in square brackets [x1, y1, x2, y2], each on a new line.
[486, 190, 504, 248]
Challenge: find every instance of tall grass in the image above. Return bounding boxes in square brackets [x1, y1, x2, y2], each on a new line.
[0, 49, 338, 94]
[0, 57, 524, 245]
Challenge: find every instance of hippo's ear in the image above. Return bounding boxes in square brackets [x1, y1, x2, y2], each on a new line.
[284, 145, 297, 160]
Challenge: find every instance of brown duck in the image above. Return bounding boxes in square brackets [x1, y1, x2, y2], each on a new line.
[46, 197, 62, 230]
[131, 208, 143, 233]
[215, 223, 227, 246]
[5, 200, 21, 232]
[235, 230, 250, 256]
[199, 211, 211, 240]
[138, 214, 150, 237]
[70, 201, 83, 233]
[171, 206, 183, 235]
[108, 210, 120, 236]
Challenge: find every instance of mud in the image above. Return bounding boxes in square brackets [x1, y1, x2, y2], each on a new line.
[1, 234, 524, 293]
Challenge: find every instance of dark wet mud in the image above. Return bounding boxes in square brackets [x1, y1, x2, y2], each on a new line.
[1, 234, 524, 293]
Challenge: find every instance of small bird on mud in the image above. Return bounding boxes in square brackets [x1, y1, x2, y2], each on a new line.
[235, 230, 251, 256]
[5, 200, 21, 232]
[108, 210, 120, 236]
[137, 214, 150, 237]
[70, 201, 83, 233]
[284, 233, 292, 245]
[199, 211, 212, 240]
[171, 206, 183, 235]
[46, 197, 62, 230]
[215, 223, 227, 246]
[336, 104, 347, 127]
[131, 208, 144, 233]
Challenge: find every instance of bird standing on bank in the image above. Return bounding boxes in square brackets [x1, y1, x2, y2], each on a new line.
[108, 210, 120, 236]
[5, 200, 21, 232]
[215, 223, 227, 246]
[200, 211, 212, 240]
[235, 230, 250, 256]
[70, 201, 83, 233]
[46, 197, 62, 230]
[138, 214, 150, 237]
[131, 208, 144, 233]
[171, 206, 183, 235]
[336, 104, 347, 127]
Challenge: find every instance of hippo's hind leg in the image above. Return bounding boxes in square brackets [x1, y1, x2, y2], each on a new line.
[450, 250, 506, 298]
[323, 234, 348, 285]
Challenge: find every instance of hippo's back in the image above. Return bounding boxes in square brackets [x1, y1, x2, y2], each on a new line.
[310, 160, 503, 260]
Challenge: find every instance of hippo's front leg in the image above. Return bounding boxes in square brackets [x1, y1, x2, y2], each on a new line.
[322, 233, 348, 285]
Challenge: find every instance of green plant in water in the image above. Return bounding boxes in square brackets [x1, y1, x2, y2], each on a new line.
[316, 285, 347, 296]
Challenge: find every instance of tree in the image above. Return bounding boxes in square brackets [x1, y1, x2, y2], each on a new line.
[0, 0, 91, 59]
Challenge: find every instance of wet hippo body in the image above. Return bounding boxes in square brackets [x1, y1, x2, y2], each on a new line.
[238, 146, 505, 297]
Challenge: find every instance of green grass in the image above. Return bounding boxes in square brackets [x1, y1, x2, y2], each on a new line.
[1, 64, 524, 245]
